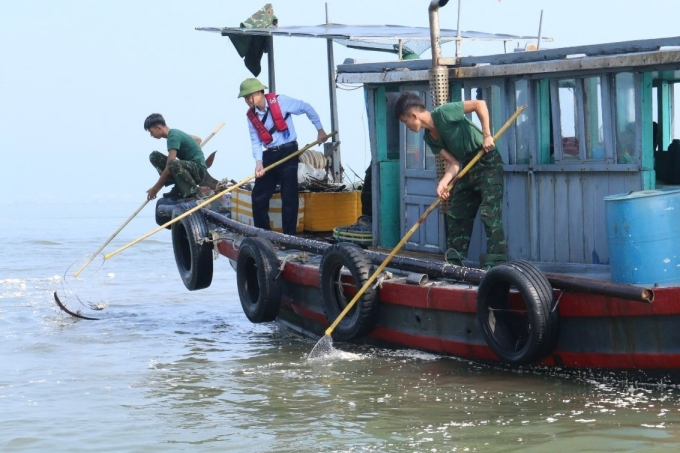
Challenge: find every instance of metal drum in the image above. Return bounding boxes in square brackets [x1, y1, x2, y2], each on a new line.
[605, 188, 680, 285]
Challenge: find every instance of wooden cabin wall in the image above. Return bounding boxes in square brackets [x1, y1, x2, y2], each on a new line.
[367, 67, 655, 264]
[503, 171, 640, 265]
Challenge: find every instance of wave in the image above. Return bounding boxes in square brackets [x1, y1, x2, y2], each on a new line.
[23, 240, 62, 246]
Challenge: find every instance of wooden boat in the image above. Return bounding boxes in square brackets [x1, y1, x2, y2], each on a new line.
[158, 1, 680, 376]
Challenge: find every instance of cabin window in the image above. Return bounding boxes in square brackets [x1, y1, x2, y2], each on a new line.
[614, 72, 637, 164]
[549, 76, 608, 163]
[465, 83, 504, 162]
[404, 90, 435, 170]
[556, 79, 579, 160]
[385, 91, 402, 160]
[514, 79, 531, 164]
[583, 77, 605, 160]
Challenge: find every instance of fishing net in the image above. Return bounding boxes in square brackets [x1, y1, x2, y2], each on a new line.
[55, 254, 110, 318]
[308, 334, 335, 359]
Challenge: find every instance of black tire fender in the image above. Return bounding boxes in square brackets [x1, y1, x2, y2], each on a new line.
[171, 204, 213, 291]
[236, 237, 282, 323]
[319, 243, 379, 341]
[155, 197, 175, 229]
[476, 260, 559, 365]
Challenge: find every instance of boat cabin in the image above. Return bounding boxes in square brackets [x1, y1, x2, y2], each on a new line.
[337, 37, 680, 268]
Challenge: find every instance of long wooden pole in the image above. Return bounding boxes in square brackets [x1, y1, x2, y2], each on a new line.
[323, 107, 525, 338]
[199, 122, 225, 148]
[104, 131, 338, 260]
[73, 122, 226, 276]
[73, 199, 150, 277]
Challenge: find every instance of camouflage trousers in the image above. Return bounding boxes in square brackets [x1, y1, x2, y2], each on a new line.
[444, 150, 507, 268]
[149, 151, 206, 197]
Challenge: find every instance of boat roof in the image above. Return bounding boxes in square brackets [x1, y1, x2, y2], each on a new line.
[196, 23, 552, 56]
[334, 35, 680, 84]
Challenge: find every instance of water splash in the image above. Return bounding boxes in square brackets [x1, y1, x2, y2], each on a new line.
[307, 335, 362, 361]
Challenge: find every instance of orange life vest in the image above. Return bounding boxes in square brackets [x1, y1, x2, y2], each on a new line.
[246, 93, 290, 145]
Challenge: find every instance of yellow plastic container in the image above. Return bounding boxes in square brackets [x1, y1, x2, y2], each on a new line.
[231, 188, 305, 233]
[302, 190, 361, 232]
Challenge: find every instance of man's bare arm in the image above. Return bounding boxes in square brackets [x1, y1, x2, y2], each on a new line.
[463, 100, 495, 152]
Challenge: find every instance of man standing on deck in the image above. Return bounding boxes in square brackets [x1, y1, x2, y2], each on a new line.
[394, 92, 507, 270]
[144, 113, 208, 201]
[239, 78, 329, 236]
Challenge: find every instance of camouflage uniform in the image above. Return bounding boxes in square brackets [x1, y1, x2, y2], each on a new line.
[240, 3, 277, 28]
[444, 151, 507, 268]
[149, 151, 206, 198]
[230, 4, 278, 76]
[422, 101, 507, 270]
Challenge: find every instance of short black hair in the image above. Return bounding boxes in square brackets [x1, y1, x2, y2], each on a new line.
[394, 92, 426, 119]
[144, 113, 166, 131]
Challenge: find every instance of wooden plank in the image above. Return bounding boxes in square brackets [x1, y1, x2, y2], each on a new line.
[554, 174, 570, 262]
[537, 174, 556, 262]
[378, 161, 401, 247]
[536, 79, 552, 165]
[568, 174, 585, 262]
[453, 36, 680, 67]
[640, 72, 655, 179]
[450, 83, 463, 102]
[366, 87, 379, 243]
[658, 81, 672, 151]
[448, 51, 680, 81]
[337, 37, 680, 74]
[504, 173, 530, 260]
[582, 176, 598, 264]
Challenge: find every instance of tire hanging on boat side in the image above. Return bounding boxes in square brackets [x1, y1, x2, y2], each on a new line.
[236, 237, 282, 323]
[171, 203, 213, 291]
[319, 243, 380, 341]
[476, 260, 559, 365]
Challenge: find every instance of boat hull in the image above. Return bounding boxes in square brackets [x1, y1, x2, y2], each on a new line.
[217, 239, 680, 373]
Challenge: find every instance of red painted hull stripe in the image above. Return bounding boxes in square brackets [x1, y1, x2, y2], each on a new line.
[218, 244, 680, 317]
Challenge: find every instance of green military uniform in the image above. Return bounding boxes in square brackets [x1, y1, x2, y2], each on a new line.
[424, 101, 507, 268]
[149, 129, 206, 198]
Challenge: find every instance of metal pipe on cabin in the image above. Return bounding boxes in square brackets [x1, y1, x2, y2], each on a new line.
[198, 209, 654, 303]
[325, 3, 342, 183]
[455, 0, 462, 58]
[536, 10, 544, 50]
[428, 1, 450, 104]
[428, 0, 449, 68]
[267, 36, 276, 92]
[429, 0, 451, 210]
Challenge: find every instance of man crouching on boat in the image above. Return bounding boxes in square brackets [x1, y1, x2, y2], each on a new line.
[394, 92, 507, 270]
[239, 78, 329, 236]
[144, 113, 208, 201]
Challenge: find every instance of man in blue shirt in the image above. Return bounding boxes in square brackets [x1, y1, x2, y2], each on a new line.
[239, 78, 328, 235]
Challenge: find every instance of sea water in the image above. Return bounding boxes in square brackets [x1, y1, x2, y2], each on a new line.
[2, 200, 680, 452]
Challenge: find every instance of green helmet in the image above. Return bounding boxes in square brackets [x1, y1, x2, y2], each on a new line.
[238, 78, 267, 98]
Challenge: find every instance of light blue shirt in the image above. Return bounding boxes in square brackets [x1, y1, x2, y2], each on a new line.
[247, 94, 324, 161]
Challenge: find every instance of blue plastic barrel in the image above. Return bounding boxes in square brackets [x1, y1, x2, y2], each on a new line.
[604, 188, 680, 284]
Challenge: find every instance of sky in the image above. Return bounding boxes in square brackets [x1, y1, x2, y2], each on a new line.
[2, 0, 680, 204]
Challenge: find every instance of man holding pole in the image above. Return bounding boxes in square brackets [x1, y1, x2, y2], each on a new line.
[239, 78, 329, 236]
[144, 113, 209, 201]
[394, 92, 507, 270]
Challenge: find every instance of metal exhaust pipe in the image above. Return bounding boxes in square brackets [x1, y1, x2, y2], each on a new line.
[428, 1, 450, 202]
[428, 0, 449, 67]
[428, 0, 450, 108]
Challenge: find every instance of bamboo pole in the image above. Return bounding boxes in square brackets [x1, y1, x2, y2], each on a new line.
[73, 121, 226, 277]
[104, 131, 338, 260]
[322, 107, 525, 338]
